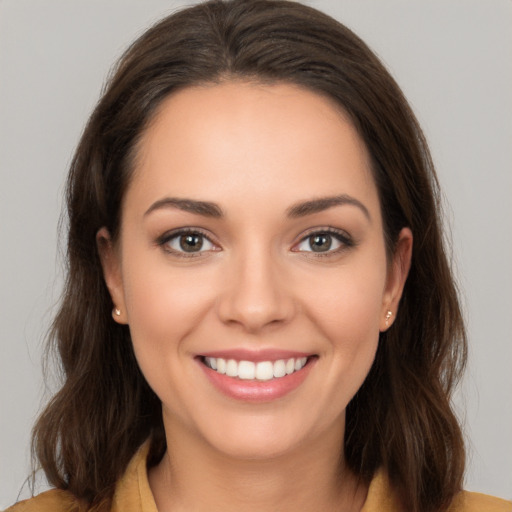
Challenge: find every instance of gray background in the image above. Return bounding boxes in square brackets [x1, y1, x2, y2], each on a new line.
[1, 0, 511, 506]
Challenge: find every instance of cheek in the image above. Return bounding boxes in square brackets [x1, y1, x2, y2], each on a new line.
[120, 256, 218, 413]
[307, 251, 387, 391]
[118, 236, 218, 392]
[313, 257, 387, 340]
[123, 261, 215, 347]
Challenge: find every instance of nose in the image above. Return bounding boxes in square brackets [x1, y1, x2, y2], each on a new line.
[216, 248, 296, 333]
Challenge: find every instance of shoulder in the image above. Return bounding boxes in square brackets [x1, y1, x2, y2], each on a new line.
[4, 489, 82, 512]
[448, 490, 512, 512]
[362, 469, 511, 512]
[4, 440, 154, 512]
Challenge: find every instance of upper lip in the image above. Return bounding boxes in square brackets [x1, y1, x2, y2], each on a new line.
[198, 349, 314, 363]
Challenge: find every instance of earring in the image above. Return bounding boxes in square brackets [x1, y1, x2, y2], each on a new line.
[385, 310, 393, 327]
[113, 307, 121, 317]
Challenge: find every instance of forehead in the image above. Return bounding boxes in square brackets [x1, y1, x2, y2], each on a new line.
[127, 81, 379, 218]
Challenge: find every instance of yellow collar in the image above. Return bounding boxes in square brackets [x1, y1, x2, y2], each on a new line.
[111, 441, 402, 512]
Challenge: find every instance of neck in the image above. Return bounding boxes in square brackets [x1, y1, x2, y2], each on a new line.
[149, 415, 367, 512]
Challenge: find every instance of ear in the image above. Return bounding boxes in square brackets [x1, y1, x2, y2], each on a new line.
[380, 227, 413, 332]
[96, 227, 128, 324]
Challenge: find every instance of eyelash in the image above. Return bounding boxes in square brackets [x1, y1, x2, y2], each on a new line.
[156, 227, 355, 258]
[156, 228, 218, 258]
[292, 227, 355, 257]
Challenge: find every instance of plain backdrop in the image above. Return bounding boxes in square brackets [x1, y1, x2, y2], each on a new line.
[1, 0, 511, 507]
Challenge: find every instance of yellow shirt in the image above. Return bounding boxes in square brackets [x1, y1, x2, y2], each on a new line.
[6, 442, 511, 512]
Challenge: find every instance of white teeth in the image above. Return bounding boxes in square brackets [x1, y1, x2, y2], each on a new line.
[238, 360, 255, 380]
[217, 358, 226, 374]
[204, 356, 309, 380]
[255, 361, 274, 381]
[273, 359, 286, 378]
[226, 359, 238, 377]
[205, 357, 217, 370]
[294, 357, 307, 371]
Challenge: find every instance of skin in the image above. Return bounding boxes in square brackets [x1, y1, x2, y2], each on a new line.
[98, 81, 412, 512]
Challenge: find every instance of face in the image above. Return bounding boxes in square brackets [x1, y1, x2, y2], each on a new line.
[99, 81, 411, 461]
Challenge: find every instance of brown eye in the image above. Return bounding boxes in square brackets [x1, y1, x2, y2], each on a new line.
[160, 230, 216, 255]
[179, 233, 204, 252]
[293, 229, 353, 255]
[308, 233, 333, 252]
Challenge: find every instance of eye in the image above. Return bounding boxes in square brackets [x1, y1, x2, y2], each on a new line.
[293, 229, 353, 254]
[158, 229, 217, 256]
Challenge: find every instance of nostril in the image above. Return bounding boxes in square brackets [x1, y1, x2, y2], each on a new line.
[216, 294, 296, 333]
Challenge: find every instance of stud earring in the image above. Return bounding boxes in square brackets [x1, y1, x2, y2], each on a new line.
[385, 310, 393, 327]
[113, 307, 121, 317]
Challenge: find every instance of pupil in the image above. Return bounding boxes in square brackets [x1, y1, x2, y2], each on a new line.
[310, 233, 332, 252]
[180, 234, 203, 252]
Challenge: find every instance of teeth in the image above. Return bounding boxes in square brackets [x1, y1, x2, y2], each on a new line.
[204, 356, 309, 381]
[273, 359, 286, 378]
[226, 359, 238, 377]
[216, 358, 226, 374]
[238, 360, 255, 380]
[255, 361, 273, 381]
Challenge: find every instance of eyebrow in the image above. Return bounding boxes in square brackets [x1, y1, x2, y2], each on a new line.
[286, 194, 371, 220]
[144, 197, 223, 218]
[144, 194, 370, 221]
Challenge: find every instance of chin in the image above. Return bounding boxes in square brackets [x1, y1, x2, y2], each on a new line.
[192, 405, 329, 462]
[207, 428, 305, 461]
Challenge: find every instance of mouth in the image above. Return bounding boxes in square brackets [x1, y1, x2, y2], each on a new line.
[201, 355, 309, 381]
[196, 351, 317, 402]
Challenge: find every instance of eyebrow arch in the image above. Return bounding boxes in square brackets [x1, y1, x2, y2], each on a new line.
[144, 197, 223, 218]
[286, 194, 371, 220]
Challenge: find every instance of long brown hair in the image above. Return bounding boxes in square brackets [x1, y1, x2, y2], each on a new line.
[32, 1, 467, 511]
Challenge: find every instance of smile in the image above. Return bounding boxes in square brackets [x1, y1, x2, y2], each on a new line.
[203, 356, 309, 381]
[198, 352, 317, 402]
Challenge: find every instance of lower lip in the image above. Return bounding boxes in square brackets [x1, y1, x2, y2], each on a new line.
[198, 358, 316, 403]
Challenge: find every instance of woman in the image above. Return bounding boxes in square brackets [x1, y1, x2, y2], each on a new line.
[7, 0, 511, 511]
